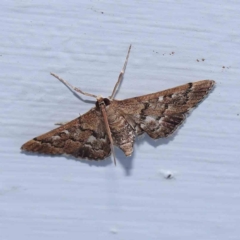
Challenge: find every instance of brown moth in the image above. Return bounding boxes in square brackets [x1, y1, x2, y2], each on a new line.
[21, 45, 215, 164]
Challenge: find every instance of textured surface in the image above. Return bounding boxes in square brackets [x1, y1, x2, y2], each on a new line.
[1, 1, 240, 240]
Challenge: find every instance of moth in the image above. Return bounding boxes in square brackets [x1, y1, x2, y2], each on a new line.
[21, 45, 215, 165]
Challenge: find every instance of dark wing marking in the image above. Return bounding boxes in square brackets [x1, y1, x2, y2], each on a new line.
[21, 108, 111, 160]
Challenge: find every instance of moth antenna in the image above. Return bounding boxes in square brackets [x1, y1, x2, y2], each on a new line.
[50, 73, 98, 99]
[110, 44, 131, 99]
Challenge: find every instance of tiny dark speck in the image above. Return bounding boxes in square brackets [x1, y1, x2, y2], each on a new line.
[166, 174, 173, 179]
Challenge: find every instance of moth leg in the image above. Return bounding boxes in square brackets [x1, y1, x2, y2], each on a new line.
[54, 122, 68, 126]
[110, 44, 131, 100]
[99, 99, 117, 165]
[50, 73, 98, 99]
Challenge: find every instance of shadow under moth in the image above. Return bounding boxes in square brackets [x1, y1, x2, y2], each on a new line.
[21, 45, 215, 165]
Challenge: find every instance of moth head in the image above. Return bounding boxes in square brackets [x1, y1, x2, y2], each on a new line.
[96, 96, 111, 109]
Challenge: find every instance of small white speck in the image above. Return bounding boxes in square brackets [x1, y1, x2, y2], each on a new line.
[158, 169, 177, 179]
[109, 227, 118, 234]
[87, 135, 97, 143]
[62, 130, 69, 134]
[158, 96, 164, 101]
[51, 135, 60, 140]
[145, 116, 155, 123]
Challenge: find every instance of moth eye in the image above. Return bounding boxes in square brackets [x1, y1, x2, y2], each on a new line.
[95, 101, 100, 108]
[103, 98, 111, 106]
